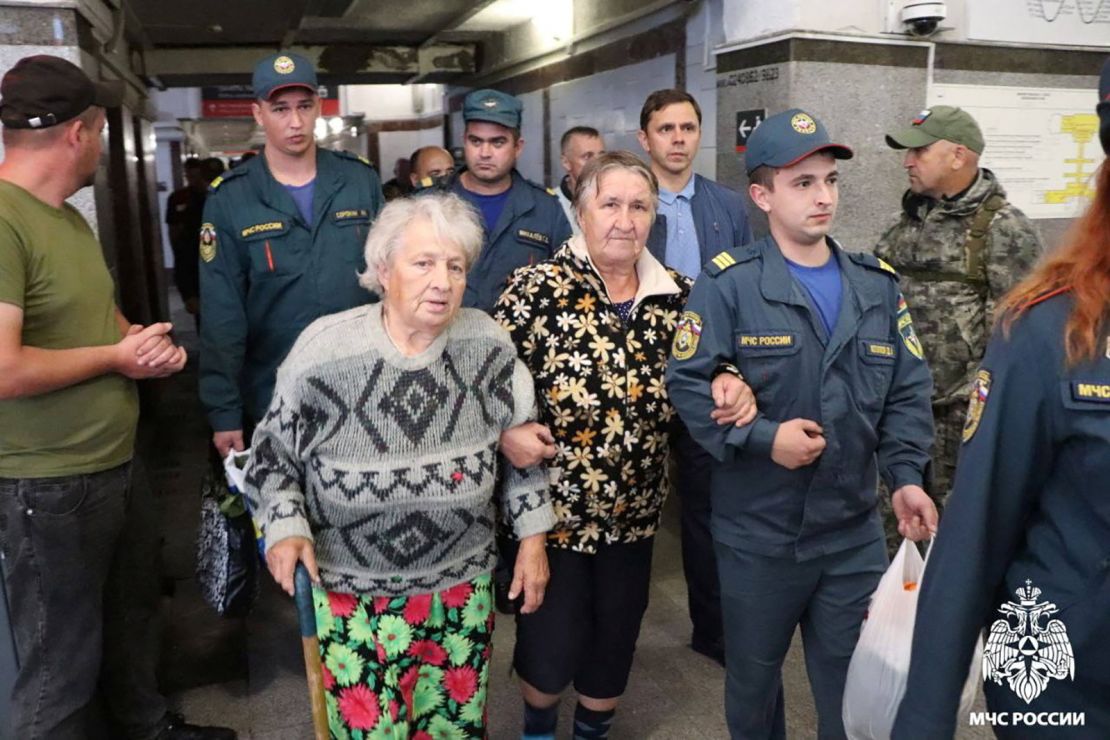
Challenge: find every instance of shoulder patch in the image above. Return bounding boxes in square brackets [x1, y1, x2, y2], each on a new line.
[671, 311, 703, 360]
[962, 369, 991, 442]
[706, 247, 758, 277]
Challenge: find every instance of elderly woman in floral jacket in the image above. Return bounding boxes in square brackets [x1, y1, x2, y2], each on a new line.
[493, 151, 755, 739]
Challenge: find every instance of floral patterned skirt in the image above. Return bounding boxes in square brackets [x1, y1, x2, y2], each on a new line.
[313, 573, 495, 739]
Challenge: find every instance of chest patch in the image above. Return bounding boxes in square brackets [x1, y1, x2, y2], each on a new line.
[199, 222, 217, 263]
[240, 221, 286, 239]
[671, 311, 703, 360]
[738, 333, 795, 349]
[517, 229, 550, 247]
[1071, 382, 1110, 404]
[334, 208, 369, 221]
[962, 369, 991, 443]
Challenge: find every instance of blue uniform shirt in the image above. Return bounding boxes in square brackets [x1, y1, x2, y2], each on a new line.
[786, 255, 843, 338]
[461, 187, 510, 234]
[892, 291, 1110, 738]
[282, 180, 315, 227]
[666, 236, 934, 561]
[658, 175, 701, 278]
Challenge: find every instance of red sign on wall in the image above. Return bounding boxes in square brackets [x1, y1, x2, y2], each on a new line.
[201, 85, 340, 118]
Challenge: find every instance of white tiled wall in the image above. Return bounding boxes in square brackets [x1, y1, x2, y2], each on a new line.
[378, 126, 445, 180]
[516, 90, 544, 183]
[547, 55, 676, 187]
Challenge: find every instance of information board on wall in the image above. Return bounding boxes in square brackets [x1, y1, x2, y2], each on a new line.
[929, 83, 1104, 220]
[968, 0, 1110, 46]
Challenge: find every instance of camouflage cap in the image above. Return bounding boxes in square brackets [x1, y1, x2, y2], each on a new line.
[744, 108, 853, 174]
[1098, 56, 1109, 155]
[885, 105, 985, 154]
[463, 89, 522, 130]
[252, 52, 317, 101]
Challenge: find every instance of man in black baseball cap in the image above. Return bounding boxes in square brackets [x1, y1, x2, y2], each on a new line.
[668, 107, 935, 739]
[0, 55, 236, 739]
[0, 54, 121, 130]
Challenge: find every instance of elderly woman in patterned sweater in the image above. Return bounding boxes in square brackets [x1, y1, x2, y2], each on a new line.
[493, 151, 757, 740]
[244, 192, 556, 739]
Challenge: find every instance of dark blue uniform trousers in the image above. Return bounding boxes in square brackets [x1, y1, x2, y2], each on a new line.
[715, 537, 887, 740]
[674, 422, 723, 649]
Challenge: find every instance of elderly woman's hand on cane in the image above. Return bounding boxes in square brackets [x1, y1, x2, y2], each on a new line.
[266, 536, 320, 597]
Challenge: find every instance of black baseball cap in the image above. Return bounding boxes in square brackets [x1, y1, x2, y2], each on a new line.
[744, 108, 853, 174]
[0, 55, 121, 130]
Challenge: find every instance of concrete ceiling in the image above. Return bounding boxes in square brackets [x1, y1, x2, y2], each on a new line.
[128, 0, 508, 85]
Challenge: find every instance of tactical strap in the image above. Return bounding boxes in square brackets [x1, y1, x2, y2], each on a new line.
[965, 193, 1006, 284]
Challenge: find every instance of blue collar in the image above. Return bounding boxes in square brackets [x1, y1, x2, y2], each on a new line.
[658, 174, 696, 205]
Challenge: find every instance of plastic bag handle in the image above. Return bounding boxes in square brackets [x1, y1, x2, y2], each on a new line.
[919, 535, 937, 586]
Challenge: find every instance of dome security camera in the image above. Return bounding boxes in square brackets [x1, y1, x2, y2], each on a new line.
[901, 2, 946, 37]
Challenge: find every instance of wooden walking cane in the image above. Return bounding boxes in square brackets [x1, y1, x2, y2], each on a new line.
[294, 563, 330, 740]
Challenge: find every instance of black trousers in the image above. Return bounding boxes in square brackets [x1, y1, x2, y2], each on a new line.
[673, 421, 723, 647]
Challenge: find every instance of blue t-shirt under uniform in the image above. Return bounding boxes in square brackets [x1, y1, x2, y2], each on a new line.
[460, 187, 510, 233]
[786, 255, 843, 339]
[283, 180, 315, 227]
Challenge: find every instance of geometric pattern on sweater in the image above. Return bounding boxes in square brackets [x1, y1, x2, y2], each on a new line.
[243, 303, 557, 597]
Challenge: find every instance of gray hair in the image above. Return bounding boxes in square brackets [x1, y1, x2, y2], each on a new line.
[358, 192, 483, 295]
[573, 150, 659, 221]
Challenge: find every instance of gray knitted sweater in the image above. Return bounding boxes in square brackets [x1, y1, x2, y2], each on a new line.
[244, 303, 556, 596]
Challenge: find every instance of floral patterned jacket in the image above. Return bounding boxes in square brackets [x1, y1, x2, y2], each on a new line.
[493, 235, 691, 553]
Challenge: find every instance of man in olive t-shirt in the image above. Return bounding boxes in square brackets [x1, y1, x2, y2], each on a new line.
[0, 57, 233, 740]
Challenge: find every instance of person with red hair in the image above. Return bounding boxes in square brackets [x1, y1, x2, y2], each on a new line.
[892, 59, 1110, 738]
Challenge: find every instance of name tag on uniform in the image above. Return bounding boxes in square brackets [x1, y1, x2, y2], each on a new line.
[1071, 381, 1110, 403]
[864, 341, 896, 359]
[240, 221, 287, 239]
[333, 208, 369, 222]
[517, 229, 550, 247]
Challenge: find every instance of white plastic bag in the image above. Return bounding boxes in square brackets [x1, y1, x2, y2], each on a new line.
[842, 539, 982, 739]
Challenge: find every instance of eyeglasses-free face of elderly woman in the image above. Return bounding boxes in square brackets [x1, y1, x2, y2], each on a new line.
[576, 166, 656, 287]
[366, 204, 469, 354]
[245, 192, 557, 738]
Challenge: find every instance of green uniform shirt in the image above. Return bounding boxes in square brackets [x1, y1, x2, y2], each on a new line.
[0, 181, 138, 478]
[198, 148, 384, 431]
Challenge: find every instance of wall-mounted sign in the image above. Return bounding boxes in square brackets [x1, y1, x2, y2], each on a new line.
[201, 84, 340, 118]
[735, 109, 766, 153]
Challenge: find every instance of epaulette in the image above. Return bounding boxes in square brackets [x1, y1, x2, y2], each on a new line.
[705, 246, 758, 277]
[333, 149, 377, 171]
[850, 252, 900, 280]
[546, 186, 558, 196]
[207, 165, 247, 193]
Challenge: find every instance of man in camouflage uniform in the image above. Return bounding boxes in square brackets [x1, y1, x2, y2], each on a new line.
[875, 106, 1042, 545]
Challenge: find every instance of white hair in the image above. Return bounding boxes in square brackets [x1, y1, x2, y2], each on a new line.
[358, 192, 484, 295]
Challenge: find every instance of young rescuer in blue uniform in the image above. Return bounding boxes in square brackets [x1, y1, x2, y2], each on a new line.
[666, 109, 938, 739]
[891, 59, 1110, 740]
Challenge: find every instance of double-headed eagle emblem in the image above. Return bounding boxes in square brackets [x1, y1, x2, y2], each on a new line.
[983, 580, 1075, 704]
